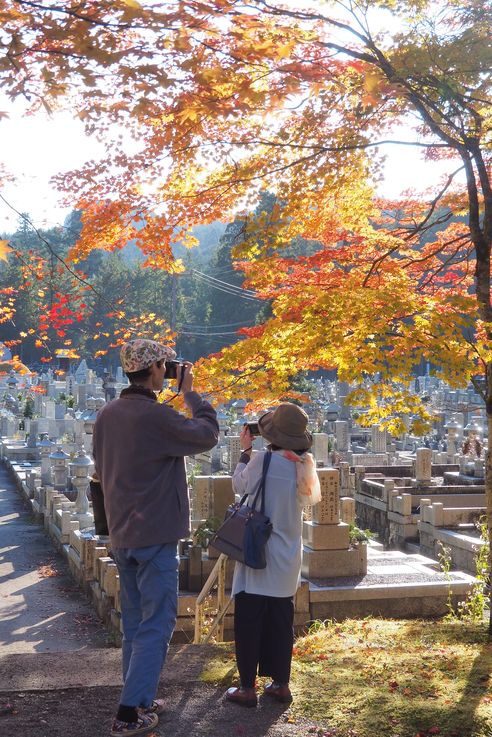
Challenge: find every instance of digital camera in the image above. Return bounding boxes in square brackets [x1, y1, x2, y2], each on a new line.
[164, 359, 182, 380]
[246, 421, 260, 436]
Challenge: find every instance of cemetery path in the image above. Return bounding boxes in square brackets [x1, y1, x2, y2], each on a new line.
[0, 644, 314, 737]
[0, 463, 108, 657]
[0, 465, 316, 737]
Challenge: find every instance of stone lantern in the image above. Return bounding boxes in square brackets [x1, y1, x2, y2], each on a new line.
[82, 396, 97, 432]
[463, 420, 483, 461]
[102, 373, 116, 402]
[81, 396, 98, 452]
[464, 419, 482, 437]
[444, 415, 461, 457]
[95, 397, 105, 411]
[7, 372, 18, 392]
[38, 433, 55, 485]
[49, 443, 70, 491]
[325, 402, 340, 423]
[71, 449, 94, 530]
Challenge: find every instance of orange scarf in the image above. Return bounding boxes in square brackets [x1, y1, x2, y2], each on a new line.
[281, 450, 322, 505]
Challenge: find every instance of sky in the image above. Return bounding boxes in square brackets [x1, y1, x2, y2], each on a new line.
[0, 0, 463, 235]
[0, 86, 458, 235]
[0, 103, 105, 233]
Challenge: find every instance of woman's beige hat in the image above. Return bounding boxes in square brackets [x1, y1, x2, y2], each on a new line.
[258, 402, 313, 450]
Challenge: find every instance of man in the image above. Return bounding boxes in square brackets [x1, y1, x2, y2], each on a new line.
[93, 339, 219, 736]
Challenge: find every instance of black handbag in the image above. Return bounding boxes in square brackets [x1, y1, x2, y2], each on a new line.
[89, 478, 109, 536]
[210, 451, 273, 569]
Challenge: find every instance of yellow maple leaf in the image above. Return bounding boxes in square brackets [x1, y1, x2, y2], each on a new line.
[121, 0, 142, 8]
[0, 240, 12, 262]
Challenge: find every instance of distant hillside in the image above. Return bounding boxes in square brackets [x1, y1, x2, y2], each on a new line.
[121, 221, 227, 264]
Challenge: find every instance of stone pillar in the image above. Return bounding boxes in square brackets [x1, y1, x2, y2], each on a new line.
[371, 425, 387, 453]
[415, 447, 432, 484]
[27, 419, 38, 448]
[334, 421, 349, 454]
[339, 462, 350, 496]
[210, 476, 234, 521]
[49, 444, 70, 491]
[227, 435, 241, 473]
[302, 468, 367, 578]
[77, 383, 87, 411]
[354, 465, 365, 494]
[382, 478, 395, 502]
[45, 399, 56, 419]
[313, 469, 340, 525]
[39, 435, 55, 485]
[192, 476, 211, 521]
[72, 450, 94, 530]
[340, 497, 356, 525]
[312, 433, 329, 466]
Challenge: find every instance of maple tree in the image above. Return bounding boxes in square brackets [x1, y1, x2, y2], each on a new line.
[0, 2, 491, 620]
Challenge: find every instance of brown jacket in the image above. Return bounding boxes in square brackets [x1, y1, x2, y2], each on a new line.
[92, 390, 218, 548]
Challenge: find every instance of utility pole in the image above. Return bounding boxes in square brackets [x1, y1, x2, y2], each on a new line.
[170, 273, 177, 332]
[170, 273, 178, 354]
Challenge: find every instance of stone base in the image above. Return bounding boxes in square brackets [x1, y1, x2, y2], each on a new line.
[301, 543, 367, 578]
[302, 520, 349, 550]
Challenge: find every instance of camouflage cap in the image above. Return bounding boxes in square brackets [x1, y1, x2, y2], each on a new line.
[120, 339, 176, 373]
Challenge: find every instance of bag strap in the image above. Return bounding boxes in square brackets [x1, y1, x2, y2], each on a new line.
[251, 451, 272, 514]
[237, 451, 272, 510]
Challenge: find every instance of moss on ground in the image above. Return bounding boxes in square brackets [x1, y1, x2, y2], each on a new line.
[200, 617, 492, 737]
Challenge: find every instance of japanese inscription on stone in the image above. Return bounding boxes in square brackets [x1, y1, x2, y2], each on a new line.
[313, 468, 340, 524]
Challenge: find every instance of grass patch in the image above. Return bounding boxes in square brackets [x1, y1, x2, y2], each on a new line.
[201, 617, 492, 737]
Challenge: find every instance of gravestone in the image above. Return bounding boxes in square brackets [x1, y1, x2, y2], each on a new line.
[371, 425, 387, 453]
[334, 421, 349, 453]
[210, 476, 234, 521]
[227, 435, 242, 473]
[193, 476, 211, 520]
[302, 467, 367, 578]
[415, 447, 432, 484]
[312, 432, 329, 466]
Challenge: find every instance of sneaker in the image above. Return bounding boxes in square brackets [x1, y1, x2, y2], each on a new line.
[138, 699, 165, 716]
[110, 711, 158, 736]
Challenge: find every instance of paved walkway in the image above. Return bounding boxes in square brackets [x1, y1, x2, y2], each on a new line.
[0, 463, 108, 657]
[0, 462, 122, 693]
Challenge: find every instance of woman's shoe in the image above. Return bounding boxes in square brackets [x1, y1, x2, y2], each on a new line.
[225, 686, 258, 707]
[263, 682, 293, 703]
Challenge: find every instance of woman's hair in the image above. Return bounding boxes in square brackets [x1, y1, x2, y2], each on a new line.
[125, 359, 163, 383]
[269, 443, 310, 454]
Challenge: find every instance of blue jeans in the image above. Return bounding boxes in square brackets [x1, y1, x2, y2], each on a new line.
[112, 542, 179, 708]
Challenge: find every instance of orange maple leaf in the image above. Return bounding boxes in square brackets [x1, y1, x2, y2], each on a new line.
[0, 240, 12, 262]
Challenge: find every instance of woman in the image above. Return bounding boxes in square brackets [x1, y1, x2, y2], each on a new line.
[225, 402, 321, 708]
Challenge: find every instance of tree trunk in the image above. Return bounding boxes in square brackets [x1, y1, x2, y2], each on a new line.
[486, 367, 492, 635]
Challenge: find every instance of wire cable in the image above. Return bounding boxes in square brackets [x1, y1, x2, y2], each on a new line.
[191, 269, 260, 297]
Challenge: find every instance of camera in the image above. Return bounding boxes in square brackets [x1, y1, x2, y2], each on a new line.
[164, 359, 182, 380]
[246, 421, 260, 436]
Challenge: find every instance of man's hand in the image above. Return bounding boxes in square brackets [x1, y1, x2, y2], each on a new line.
[178, 361, 194, 394]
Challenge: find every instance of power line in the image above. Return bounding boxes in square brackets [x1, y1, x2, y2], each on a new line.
[179, 330, 243, 336]
[192, 268, 257, 295]
[192, 269, 264, 302]
[179, 320, 257, 329]
[190, 271, 263, 301]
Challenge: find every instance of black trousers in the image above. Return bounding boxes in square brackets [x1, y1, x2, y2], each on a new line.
[234, 591, 294, 689]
